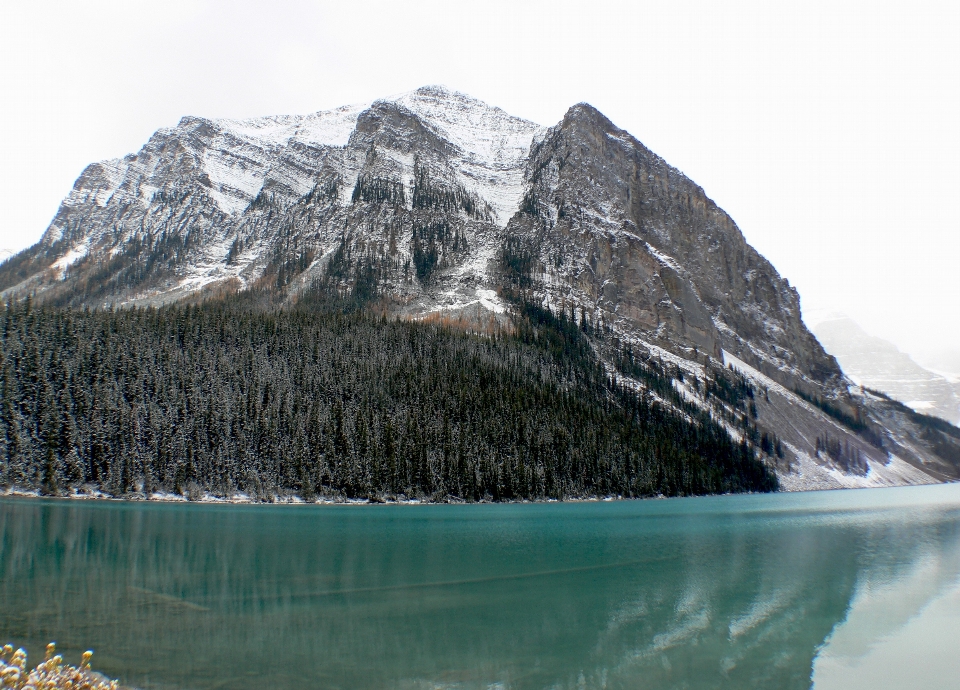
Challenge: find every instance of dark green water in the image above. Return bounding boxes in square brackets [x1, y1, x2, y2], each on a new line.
[2, 486, 960, 690]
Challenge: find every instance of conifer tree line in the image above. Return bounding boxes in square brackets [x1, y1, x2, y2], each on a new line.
[815, 432, 867, 475]
[351, 175, 406, 206]
[411, 220, 469, 284]
[411, 163, 493, 221]
[0, 285, 777, 501]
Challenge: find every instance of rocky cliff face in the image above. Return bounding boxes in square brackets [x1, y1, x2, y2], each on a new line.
[2, 85, 957, 488]
[503, 103, 843, 397]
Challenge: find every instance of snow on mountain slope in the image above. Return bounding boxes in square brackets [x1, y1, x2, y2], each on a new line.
[722, 350, 941, 490]
[391, 86, 546, 222]
[187, 86, 543, 221]
[202, 103, 372, 213]
[81, 86, 544, 224]
[217, 102, 369, 148]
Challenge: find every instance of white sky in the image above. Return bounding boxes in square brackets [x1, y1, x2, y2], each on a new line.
[1, 0, 957, 363]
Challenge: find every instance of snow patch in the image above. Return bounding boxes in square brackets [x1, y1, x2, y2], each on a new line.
[777, 444, 938, 492]
[92, 158, 126, 207]
[724, 350, 941, 491]
[644, 242, 683, 272]
[51, 241, 91, 275]
[477, 288, 504, 314]
[605, 131, 633, 148]
[627, 336, 704, 378]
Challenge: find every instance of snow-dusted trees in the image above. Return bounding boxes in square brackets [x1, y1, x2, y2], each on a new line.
[0, 292, 777, 501]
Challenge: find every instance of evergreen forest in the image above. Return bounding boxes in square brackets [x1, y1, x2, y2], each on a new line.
[0, 288, 778, 501]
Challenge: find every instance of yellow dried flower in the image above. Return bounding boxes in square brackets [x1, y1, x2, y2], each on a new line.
[0, 643, 119, 690]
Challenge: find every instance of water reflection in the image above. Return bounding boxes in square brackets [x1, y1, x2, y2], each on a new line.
[1, 486, 959, 690]
[812, 530, 960, 689]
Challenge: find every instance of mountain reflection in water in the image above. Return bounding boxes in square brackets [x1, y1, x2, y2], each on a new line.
[1, 485, 959, 690]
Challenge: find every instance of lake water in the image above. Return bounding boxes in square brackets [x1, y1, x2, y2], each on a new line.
[2, 486, 960, 690]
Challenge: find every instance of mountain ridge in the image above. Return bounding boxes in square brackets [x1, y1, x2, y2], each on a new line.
[1, 85, 957, 495]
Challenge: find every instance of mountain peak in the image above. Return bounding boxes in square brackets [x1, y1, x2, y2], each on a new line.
[409, 83, 456, 97]
[3, 86, 958, 490]
[561, 102, 619, 132]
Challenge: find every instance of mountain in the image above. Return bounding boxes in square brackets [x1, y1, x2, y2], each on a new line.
[809, 315, 960, 426]
[0, 87, 541, 312]
[1, 85, 958, 498]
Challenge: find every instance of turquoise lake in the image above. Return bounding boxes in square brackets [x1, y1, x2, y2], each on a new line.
[2, 485, 960, 689]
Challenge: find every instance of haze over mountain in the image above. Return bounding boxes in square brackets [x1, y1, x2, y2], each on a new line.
[809, 314, 960, 426]
[915, 350, 960, 382]
[1, 86, 957, 498]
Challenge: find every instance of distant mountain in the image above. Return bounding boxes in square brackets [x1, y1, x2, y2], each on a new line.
[810, 315, 960, 426]
[1, 86, 958, 499]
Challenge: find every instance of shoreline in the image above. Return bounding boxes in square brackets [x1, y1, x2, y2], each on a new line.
[0, 486, 696, 506]
[3, 483, 951, 507]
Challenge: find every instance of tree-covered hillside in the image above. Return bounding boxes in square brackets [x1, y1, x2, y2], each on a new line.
[0, 292, 777, 501]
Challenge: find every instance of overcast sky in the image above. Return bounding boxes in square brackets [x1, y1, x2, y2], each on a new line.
[1, 0, 957, 365]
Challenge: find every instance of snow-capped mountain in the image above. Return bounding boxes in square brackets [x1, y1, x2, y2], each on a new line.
[810, 315, 960, 426]
[2, 85, 958, 490]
